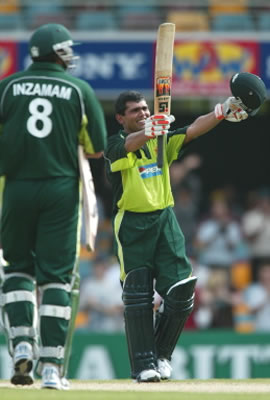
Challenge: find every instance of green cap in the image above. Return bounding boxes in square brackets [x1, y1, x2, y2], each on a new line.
[230, 72, 267, 116]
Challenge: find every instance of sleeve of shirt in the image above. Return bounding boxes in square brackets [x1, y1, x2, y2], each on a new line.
[166, 126, 188, 165]
[79, 82, 107, 153]
[104, 133, 137, 172]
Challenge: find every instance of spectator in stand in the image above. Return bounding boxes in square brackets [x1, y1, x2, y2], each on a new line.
[171, 154, 203, 257]
[184, 256, 211, 330]
[235, 261, 270, 332]
[242, 188, 270, 281]
[211, 185, 244, 220]
[173, 184, 199, 257]
[194, 267, 234, 329]
[187, 255, 235, 329]
[194, 197, 247, 272]
[79, 255, 124, 332]
[170, 154, 202, 203]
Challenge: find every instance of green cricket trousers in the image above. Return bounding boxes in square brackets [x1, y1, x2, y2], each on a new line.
[114, 206, 192, 298]
[1, 177, 80, 282]
[1, 177, 80, 365]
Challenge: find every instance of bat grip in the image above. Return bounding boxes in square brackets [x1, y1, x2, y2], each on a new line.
[157, 135, 164, 168]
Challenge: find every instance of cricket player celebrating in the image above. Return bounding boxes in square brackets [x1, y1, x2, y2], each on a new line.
[104, 74, 266, 382]
[0, 24, 107, 389]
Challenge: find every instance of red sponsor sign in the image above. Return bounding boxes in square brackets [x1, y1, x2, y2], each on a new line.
[172, 40, 259, 96]
[0, 41, 17, 79]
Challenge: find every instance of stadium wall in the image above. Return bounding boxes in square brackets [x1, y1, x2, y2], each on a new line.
[0, 331, 270, 380]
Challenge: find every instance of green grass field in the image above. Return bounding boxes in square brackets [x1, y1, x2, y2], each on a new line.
[1, 379, 270, 400]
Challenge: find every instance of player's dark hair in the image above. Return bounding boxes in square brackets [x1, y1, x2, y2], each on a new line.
[32, 53, 60, 63]
[115, 91, 145, 115]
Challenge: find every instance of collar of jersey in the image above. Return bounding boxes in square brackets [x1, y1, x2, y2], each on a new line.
[119, 129, 129, 138]
[28, 62, 66, 72]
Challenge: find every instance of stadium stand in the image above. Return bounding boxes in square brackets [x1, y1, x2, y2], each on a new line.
[208, 0, 248, 16]
[118, 11, 161, 31]
[74, 11, 117, 30]
[116, 3, 161, 30]
[0, 0, 20, 13]
[22, 1, 70, 30]
[167, 11, 209, 31]
[211, 13, 255, 31]
[257, 12, 270, 31]
[0, 0, 23, 30]
[0, 13, 23, 30]
[0, 1, 269, 32]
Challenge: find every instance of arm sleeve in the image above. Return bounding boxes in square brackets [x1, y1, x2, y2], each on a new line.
[104, 133, 137, 172]
[167, 126, 188, 165]
[79, 83, 107, 153]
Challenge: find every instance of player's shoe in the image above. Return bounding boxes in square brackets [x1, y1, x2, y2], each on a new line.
[61, 376, 71, 390]
[136, 369, 161, 382]
[157, 358, 172, 380]
[41, 363, 69, 390]
[11, 341, 34, 386]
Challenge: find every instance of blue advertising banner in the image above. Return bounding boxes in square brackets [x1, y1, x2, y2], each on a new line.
[18, 40, 154, 94]
[260, 42, 270, 90]
[15, 37, 270, 97]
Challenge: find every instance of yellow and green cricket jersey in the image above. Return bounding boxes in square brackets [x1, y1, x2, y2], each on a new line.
[105, 128, 188, 213]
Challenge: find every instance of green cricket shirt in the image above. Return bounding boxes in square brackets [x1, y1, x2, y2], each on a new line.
[0, 62, 107, 179]
[105, 128, 188, 213]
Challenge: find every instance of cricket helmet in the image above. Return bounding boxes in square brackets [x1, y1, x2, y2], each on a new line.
[230, 72, 267, 116]
[29, 23, 79, 68]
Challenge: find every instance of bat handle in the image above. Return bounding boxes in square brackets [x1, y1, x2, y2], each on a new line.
[157, 135, 164, 168]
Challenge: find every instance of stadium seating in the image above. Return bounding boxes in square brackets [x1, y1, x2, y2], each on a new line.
[74, 11, 117, 30]
[119, 12, 161, 30]
[0, 13, 23, 30]
[117, 3, 161, 30]
[211, 13, 254, 31]
[23, 1, 68, 29]
[167, 11, 209, 31]
[208, 0, 248, 16]
[0, 0, 20, 14]
[257, 12, 270, 31]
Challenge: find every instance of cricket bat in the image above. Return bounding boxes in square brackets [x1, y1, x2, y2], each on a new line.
[154, 23, 175, 168]
[78, 145, 99, 252]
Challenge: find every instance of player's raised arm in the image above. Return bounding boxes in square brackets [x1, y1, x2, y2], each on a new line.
[184, 72, 267, 144]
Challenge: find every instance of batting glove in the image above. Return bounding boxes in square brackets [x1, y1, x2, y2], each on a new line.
[144, 114, 175, 137]
[215, 96, 248, 122]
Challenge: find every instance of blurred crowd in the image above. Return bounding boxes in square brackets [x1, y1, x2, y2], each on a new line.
[76, 153, 270, 334]
[1, 0, 270, 32]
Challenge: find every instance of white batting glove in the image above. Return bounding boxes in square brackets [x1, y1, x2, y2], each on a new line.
[144, 114, 175, 137]
[215, 96, 248, 122]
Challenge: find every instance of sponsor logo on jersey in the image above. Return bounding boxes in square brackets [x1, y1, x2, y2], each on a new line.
[138, 163, 162, 179]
